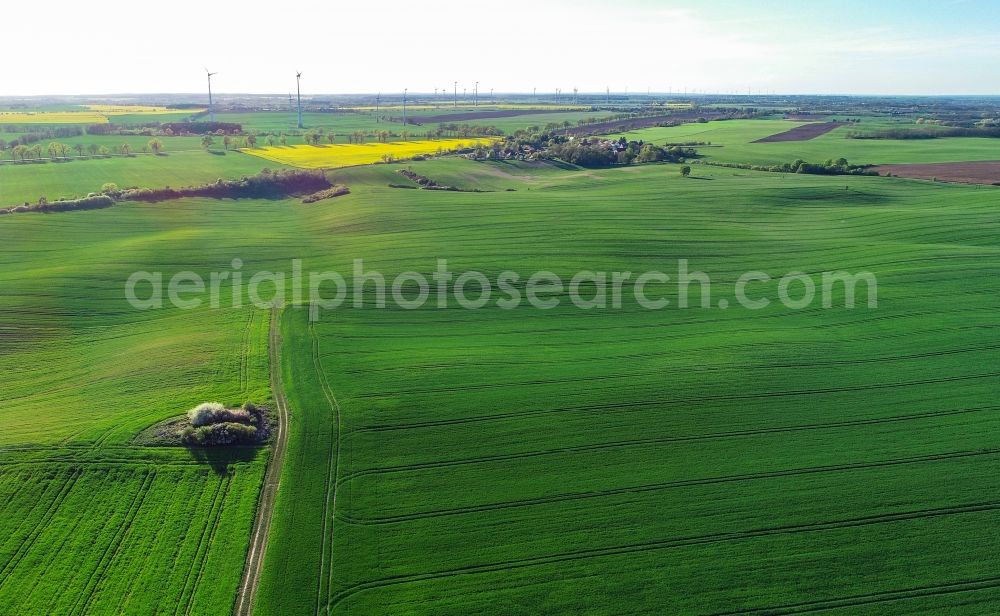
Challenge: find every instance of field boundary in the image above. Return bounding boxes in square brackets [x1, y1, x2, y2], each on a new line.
[311, 317, 344, 615]
[234, 305, 289, 616]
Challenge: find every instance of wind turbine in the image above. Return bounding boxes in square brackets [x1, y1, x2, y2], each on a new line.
[474, 81, 479, 107]
[454, 81, 458, 108]
[205, 69, 218, 122]
[375, 92, 380, 123]
[403, 88, 408, 129]
[295, 71, 303, 129]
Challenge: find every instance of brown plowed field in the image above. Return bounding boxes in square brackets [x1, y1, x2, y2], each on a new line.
[754, 121, 842, 142]
[874, 161, 1000, 185]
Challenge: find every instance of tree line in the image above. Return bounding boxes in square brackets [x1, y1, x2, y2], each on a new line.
[2, 139, 165, 162]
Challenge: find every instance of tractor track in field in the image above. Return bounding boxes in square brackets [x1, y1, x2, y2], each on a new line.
[234, 305, 289, 616]
[72, 470, 157, 615]
[174, 477, 228, 615]
[337, 448, 1000, 525]
[339, 406, 996, 485]
[181, 475, 234, 616]
[311, 320, 343, 616]
[346, 369, 1000, 400]
[706, 575, 1000, 615]
[0, 468, 82, 590]
[341, 341, 1000, 378]
[329, 500, 1000, 608]
[350, 372, 1000, 433]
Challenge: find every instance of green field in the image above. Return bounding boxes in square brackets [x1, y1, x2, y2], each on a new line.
[2, 109, 999, 614]
[248, 161, 997, 613]
[612, 119, 1000, 166]
[0, 195, 291, 611]
[0, 149, 283, 204]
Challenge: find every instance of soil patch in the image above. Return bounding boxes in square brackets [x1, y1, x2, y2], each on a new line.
[754, 121, 843, 142]
[874, 161, 1000, 185]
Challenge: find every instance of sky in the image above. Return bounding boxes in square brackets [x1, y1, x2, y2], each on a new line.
[4, 0, 1000, 96]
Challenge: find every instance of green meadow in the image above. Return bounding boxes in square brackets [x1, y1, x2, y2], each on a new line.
[613, 119, 1000, 166]
[1, 116, 998, 614]
[0, 150, 282, 204]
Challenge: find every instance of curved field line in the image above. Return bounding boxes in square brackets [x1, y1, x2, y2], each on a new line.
[71, 470, 157, 615]
[234, 305, 289, 616]
[183, 475, 235, 616]
[311, 319, 344, 616]
[347, 370, 1000, 401]
[355, 372, 1000, 432]
[707, 576, 1000, 615]
[0, 469, 72, 571]
[330, 501, 1000, 608]
[338, 448, 1000, 525]
[0, 468, 82, 589]
[116, 472, 191, 613]
[14, 472, 108, 606]
[174, 475, 229, 616]
[339, 406, 996, 482]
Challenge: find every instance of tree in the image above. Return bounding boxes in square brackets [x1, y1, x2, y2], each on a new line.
[279, 134, 288, 146]
[87, 143, 99, 156]
[148, 139, 164, 155]
[326, 133, 336, 144]
[680, 165, 691, 177]
[201, 135, 215, 150]
[120, 143, 132, 156]
[266, 135, 276, 147]
[73, 143, 85, 157]
[223, 135, 232, 150]
[636, 143, 665, 163]
[246, 134, 257, 148]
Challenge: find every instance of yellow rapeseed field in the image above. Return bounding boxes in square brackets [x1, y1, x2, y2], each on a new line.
[0, 105, 203, 124]
[0, 111, 109, 124]
[85, 105, 203, 115]
[241, 138, 497, 169]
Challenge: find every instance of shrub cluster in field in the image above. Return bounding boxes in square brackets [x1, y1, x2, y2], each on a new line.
[394, 169, 488, 192]
[300, 185, 351, 203]
[2, 169, 336, 216]
[0, 194, 115, 215]
[847, 126, 1000, 140]
[695, 157, 877, 176]
[181, 402, 265, 446]
[109, 168, 331, 201]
